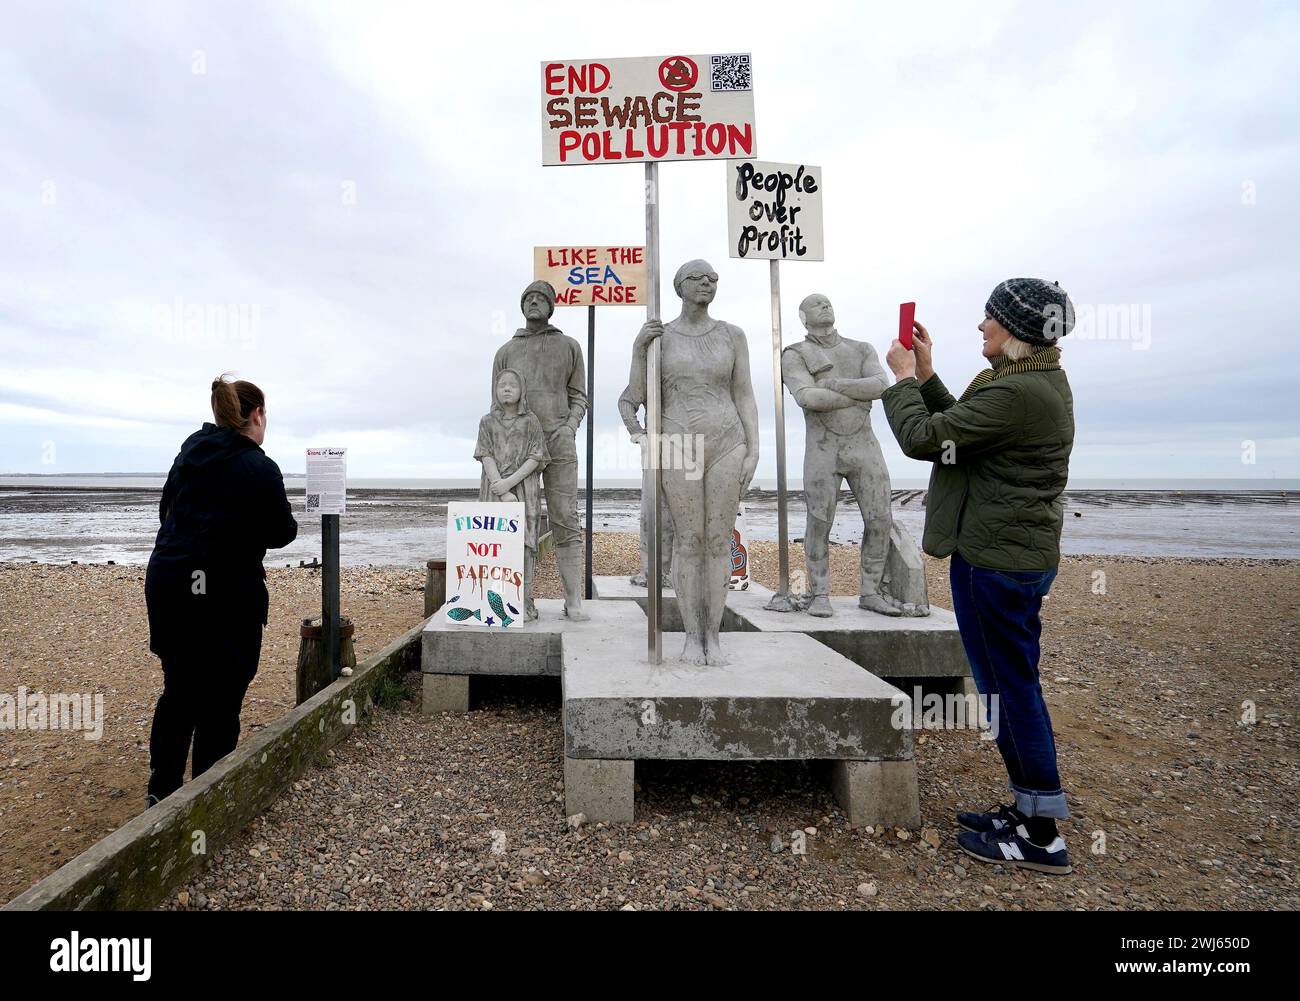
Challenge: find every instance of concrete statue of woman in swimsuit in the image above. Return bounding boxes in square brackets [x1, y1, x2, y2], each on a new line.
[631, 259, 759, 666]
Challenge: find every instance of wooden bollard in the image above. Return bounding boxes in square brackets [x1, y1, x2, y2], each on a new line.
[296, 615, 356, 705]
[425, 558, 447, 618]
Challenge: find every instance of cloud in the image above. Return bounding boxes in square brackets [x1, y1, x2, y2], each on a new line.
[1, 0, 1296, 483]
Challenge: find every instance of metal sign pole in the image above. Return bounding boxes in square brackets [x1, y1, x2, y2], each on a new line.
[322, 513, 341, 678]
[585, 303, 595, 601]
[765, 258, 795, 612]
[645, 162, 662, 664]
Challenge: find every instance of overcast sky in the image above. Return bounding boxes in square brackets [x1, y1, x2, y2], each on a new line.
[2, 0, 1297, 483]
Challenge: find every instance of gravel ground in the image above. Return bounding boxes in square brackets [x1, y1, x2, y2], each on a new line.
[0, 562, 426, 903]
[147, 538, 1299, 911]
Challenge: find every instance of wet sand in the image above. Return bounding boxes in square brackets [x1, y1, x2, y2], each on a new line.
[2, 486, 1297, 565]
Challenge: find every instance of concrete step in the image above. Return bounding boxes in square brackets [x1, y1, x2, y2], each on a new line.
[560, 628, 919, 826]
[592, 574, 969, 681]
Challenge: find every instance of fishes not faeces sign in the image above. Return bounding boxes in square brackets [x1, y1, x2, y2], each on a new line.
[444, 502, 527, 629]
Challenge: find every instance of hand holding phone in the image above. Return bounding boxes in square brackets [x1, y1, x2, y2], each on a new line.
[899, 302, 917, 350]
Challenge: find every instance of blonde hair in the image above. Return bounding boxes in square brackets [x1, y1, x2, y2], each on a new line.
[1001, 338, 1059, 362]
[211, 373, 264, 430]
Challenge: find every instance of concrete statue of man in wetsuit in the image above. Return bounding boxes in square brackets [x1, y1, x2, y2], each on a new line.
[492, 280, 589, 620]
[782, 293, 919, 617]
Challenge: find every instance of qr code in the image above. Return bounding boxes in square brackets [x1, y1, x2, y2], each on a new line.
[306, 493, 320, 512]
[710, 53, 752, 92]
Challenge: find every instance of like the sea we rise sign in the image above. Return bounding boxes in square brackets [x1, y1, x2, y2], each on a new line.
[533, 246, 647, 306]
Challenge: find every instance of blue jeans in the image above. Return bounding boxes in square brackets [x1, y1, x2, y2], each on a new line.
[949, 551, 1068, 819]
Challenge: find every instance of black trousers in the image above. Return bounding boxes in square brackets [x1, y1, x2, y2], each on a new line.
[147, 621, 262, 802]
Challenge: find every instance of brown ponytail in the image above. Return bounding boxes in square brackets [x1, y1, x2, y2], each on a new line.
[211, 373, 265, 430]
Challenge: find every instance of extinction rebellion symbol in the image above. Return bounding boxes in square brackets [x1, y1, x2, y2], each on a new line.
[658, 56, 698, 91]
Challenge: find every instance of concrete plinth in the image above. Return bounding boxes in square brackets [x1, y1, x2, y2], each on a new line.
[830, 759, 921, 828]
[585, 576, 747, 633]
[421, 599, 645, 713]
[563, 630, 911, 762]
[563, 757, 635, 824]
[730, 582, 968, 682]
[590, 575, 969, 682]
[560, 627, 917, 823]
[422, 673, 469, 715]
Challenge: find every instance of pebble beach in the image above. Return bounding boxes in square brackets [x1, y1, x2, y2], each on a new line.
[2, 534, 1296, 910]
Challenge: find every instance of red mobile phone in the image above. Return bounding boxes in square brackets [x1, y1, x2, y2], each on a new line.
[899, 302, 916, 350]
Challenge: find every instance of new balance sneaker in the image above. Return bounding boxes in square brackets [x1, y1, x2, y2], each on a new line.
[957, 803, 1022, 835]
[958, 825, 1073, 875]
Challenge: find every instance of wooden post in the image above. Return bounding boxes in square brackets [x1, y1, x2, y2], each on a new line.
[425, 558, 447, 618]
[296, 616, 355, 704]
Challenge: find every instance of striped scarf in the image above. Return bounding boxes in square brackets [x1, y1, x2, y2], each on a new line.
[957, 346, 1061, 403]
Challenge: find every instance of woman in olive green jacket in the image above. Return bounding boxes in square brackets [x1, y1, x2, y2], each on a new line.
[881, 278, 1076, 875]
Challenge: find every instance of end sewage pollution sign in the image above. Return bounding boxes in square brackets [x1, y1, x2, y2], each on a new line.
[541, 54, 757, 165]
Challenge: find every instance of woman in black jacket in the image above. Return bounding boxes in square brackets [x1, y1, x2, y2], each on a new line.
[144, 375, 297, 807]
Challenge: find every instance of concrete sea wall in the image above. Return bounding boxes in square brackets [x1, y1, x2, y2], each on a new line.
[3, 618, 426, 911]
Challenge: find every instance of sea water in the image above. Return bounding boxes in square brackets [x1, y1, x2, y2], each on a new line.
[1, 477, 1296, 566]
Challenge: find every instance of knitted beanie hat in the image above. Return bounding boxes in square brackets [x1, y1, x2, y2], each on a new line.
[986, 278, 1075, 346]
[520, 280, 557, 318]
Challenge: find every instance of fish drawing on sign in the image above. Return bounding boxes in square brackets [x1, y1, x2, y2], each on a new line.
[446, 606, 482, 622]
[487, 590, 514, 629]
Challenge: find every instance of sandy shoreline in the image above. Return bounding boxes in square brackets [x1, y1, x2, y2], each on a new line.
[2, 534, 1297, 909]
[4, 485, 1297, 564]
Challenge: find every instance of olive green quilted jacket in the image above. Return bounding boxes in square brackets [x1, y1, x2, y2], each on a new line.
[881, 351, 1074, 571]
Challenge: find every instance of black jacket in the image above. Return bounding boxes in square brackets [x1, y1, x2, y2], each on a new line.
[145, 424, 297, 654]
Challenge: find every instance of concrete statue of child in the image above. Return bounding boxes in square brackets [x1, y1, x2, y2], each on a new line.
[491, 280, 590, 621]
[781, 293, 929, 618]
[475, 368, 549, 620]
[618, 373, 675, 589]
[632, 259, 759, 665]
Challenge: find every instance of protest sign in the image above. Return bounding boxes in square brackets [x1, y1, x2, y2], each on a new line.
[306, 447, 348, 680]
[726, 160, 824, 261]
[727, 502, 751, 591]
[541, 54, 756, 165]
[533, 246, 647, 306]
[444, 502, 527, 629]
[305, 447, 347, 515]
[724, 159, 824, 609]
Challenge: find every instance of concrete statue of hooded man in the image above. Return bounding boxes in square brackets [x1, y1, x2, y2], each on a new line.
[491, 279, 590, 620]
